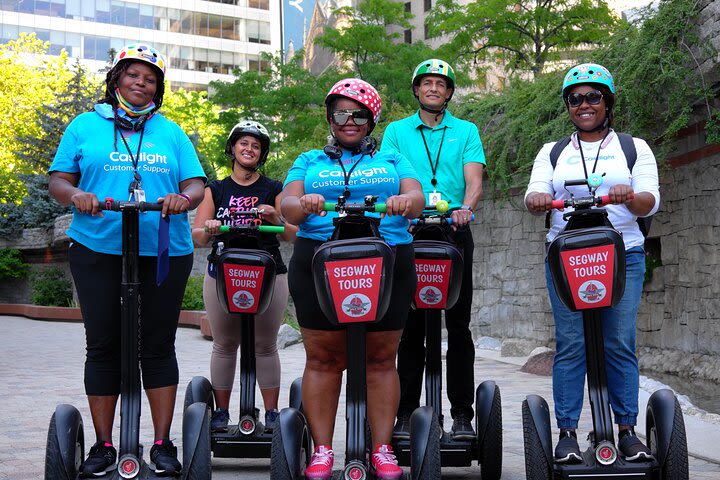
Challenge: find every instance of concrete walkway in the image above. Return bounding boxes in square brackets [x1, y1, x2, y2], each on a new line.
[1, 315, 718, 479]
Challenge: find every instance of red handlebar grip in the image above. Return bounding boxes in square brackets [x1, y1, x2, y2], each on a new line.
[550, 199, 566, 209]
[599, 195, 612, 205]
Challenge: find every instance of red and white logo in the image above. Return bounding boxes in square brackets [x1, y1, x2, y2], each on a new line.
[223, 264, 265, 314]
[342, 293, 372, 317]
[419, 286, 443, 305]
[326, 258, 383, 323]
[560, 245, 614, 309]
[232, 290, 256, 310]
[414, 259, 451, 309]
[578, 280, 606, 303]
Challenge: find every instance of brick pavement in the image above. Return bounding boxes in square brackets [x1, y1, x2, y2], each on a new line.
[1, 315, 718, 479]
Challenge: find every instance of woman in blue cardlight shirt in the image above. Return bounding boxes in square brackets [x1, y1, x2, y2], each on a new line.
[49, 44, 206, 477]
[281, 78, 424, 479]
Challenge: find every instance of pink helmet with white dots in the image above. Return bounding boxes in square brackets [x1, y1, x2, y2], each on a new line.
[325, 78, 382, 129]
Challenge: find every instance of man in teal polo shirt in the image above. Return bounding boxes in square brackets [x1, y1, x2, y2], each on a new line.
[382, 59, 486, 440]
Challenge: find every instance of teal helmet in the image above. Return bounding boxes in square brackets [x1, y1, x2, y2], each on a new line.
[562, 63, 615, 100]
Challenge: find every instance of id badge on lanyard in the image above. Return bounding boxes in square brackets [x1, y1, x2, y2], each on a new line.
[429, 191, 442, 207]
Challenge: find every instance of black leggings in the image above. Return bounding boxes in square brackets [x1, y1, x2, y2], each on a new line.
[69, 242, 193, 395]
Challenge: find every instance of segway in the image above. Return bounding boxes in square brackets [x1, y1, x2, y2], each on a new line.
[391, 204, 503, 480]
[182, 212, 301, 467]
[272, 194, 432, 480]
[522, 177, 689, 479]
[44, 198, 211, 479]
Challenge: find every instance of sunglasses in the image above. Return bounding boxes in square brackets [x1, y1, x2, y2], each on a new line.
[331, 109, 372, 126]
[567, 90, 604, 108]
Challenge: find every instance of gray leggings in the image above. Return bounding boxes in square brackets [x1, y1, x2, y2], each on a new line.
[203, 271, 288, 390]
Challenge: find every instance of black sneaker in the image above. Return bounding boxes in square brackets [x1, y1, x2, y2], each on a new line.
[150, 439, 182, 476]
[392, 411, 411, 440]
[555, 430, 582, 464]
[619, 430, 653, 461]
[210, 407, 229, 432]
[451, 412, 476, 440]
[79, 441, 117, 477]
[265, 409, 279, 433]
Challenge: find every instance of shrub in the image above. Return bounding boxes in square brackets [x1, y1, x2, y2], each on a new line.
[0, 248, 29, 279]
[30, 266, 73, 307]
[182, 275, 205, 311]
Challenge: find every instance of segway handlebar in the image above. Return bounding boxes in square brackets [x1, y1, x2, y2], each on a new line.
[550, 193, 634, 210]
[411, 207, 475, 226]
[102, 198, 164, 212]
[215, 225, 285, 234]
[323, 198, 386, 214]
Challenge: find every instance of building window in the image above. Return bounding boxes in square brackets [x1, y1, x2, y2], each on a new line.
[424, 0, 431, 12]
[404, 29, 411, 44]
[248, 0, 269, 10]
[404, 2, 411, 13]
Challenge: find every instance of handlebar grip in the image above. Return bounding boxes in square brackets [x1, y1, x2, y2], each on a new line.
[599, 195, 612, 206]
[322, 202, 337, 212]
[322, 202, 386, 213]
[550, 199, 566, 209]
[102, 198, 164, 211]
[259, 225, 285, 233]
[215, 225, 285, 233]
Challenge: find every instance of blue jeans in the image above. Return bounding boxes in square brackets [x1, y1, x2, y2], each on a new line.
[546, 246, 645, 429]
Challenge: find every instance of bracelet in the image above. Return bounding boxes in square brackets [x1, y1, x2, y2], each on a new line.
[178, 193, 191, 205]
[460, 204, 473, 212]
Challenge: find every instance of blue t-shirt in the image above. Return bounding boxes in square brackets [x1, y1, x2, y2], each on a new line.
[283, 148, 419, 245]
[49, 104, 206, 256]
[381, 110, 486, 209]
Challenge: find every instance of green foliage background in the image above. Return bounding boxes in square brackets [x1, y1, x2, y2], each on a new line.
[30, 266, 73, 307]
[0, 249, 29, 280]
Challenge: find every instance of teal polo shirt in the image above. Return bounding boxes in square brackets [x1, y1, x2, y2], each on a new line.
[381, 110, 486, 208]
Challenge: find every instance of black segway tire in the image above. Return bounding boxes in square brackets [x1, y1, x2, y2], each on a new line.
[478, 384, 502, 480]
[288, 377, 303, 412]
[522, 399, 551, 480]
[271, 408, 309, 479]
[45, 404, 84, 480]
[182, 401, 212, 480]
[647, 392, 688, 480]
[411, 409, 441, 480]
[183, 376, 214, 412]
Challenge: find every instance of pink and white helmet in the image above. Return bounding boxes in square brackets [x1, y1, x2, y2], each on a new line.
[325, 78, 382, 125]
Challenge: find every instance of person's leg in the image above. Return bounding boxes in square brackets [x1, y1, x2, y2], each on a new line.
[446, 229, 476, 437]
[254, 274, 288, 412]
[203, 272, 241, 412]
[396, 309, 426, 414]
[300, 328, 346, 447]
[69, 243, 122, 445]
[367, 330, 403, 445]
[602, 248, 652, 460]
[546, 260, 585, 463]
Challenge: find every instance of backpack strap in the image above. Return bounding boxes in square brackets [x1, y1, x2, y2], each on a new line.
[616, 132, 637, 171]
[549, 136, 572, 168]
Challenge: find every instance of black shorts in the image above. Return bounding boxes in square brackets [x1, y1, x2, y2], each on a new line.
[288, 237, 416, 332]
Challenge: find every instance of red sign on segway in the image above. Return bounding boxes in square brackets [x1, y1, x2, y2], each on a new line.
[560, 245, 615, 309]
[223, 264, 265, 314]
[326, 258, 383, 324]
[414, 259, 452, 309]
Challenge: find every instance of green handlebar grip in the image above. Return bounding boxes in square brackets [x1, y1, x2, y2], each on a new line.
[322, 202, 337, 211]
[258, 225, 285, 233]
[322, 202, 386, 213]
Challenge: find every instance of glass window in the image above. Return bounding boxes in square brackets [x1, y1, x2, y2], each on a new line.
[50, 0, 65, 17]
[35, 29, 50, 42]
[208, 14, 222, 38]
[248, 0, 268, 10]
[247, 20, 259, 43]
[49, 30, 64, 55]
[167, 8, 181, 33]
[234, 52, 246, 72]
[139, 5, 153, 29]
[248, 53, 259, 72]
[125, 3, 139, 28]
[195, 12, 209, 36]
[35, 0, 52, 16]
[181, 10, 194, 33]
[1, 24, 19, 42]
[404, 29, 411, 44]
[66, 31, 80, 57]
[404, 2, 410, 13]
[66, 0, 81, 18]
[83, 36, 97, 60]
[258, 21, 270, 45]
[84, 0, 99, 21]
[220, 16, 236, 40]
[0, 1, 20, 13]
[96, 36, 111, 62]
[17, 0, 33, 14]
[111, 0, 124, 25]
[424, 0, 431, 12]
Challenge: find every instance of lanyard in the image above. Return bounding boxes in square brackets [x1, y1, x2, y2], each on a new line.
[420, 127, 446, 188]
[118, 124, 146, 191]
[578, 131, 609, 194]
[336, 153, 366, 199]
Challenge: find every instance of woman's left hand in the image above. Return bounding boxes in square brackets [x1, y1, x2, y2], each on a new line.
[607, 184, 635, 205]
[158, 193, 191, 217]
[385, 194, 414, 217]
[258, 204, 281, 225]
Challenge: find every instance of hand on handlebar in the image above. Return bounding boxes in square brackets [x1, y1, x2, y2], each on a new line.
[157, 193, 191, 217]
[300, 194, 327, 216]
[526, 192, 555, 213]
[204, 219, 222, 236]
[450, 208, 474, 228]
[71, 191, 102, 217]
[257, 204, 282, 224]
[607, 184, 635, 205]
[384, 194, 414, 218]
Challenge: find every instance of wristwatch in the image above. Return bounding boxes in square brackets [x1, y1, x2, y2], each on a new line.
[460, 204, 473, 212]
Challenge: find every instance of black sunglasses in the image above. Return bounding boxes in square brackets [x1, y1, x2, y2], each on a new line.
[567, 90, 604, 108]
[331, 109, 372, 126]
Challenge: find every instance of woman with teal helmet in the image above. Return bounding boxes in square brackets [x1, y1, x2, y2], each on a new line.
[525, 62, 660, 465]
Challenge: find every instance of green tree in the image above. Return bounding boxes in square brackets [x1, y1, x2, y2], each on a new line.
[162, 88, 224, 180]
[0, 33, 75, 204]
[428, 0, 617, 77]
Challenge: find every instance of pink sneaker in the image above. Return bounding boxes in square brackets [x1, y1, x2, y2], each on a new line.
[371, 444, 403, 480]
[304, 445, 334, 479]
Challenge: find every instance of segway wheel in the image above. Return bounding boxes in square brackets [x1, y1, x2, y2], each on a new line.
[478, 384, 502, 480]
[44, 404, 84, 480]
[271, 409, 311, 480]
[183, 376, 214, 412]
[182, 402, 212, 480]
[522, 400, 551, 480]
[647, 394, 689, 480]
[412, 411, 441, 480]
